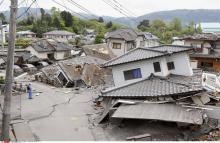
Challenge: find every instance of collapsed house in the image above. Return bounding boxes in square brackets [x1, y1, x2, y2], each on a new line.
[36, 56, 113, 87]
[98, 45, 220, 129]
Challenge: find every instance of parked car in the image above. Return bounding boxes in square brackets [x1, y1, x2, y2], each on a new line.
[21, 64, 37, 73]
[14, 65, 24, 77]
[35, 61, 49, 69]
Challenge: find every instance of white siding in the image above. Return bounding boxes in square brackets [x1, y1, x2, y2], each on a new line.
[54, 52, 65, 60]
[112, 53, 193, 86]
[107, 39, 126, 56]
[112, 57, 168, 86]
[26, 46, 48, 59]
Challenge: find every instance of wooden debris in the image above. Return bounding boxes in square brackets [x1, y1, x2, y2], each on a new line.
[126, 133, 151, 141]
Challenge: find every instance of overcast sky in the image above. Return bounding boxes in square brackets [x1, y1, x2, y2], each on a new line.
[1, 0, 220, 17]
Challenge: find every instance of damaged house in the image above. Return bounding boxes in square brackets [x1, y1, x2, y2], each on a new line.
[182, 33, 220, 71]
[26, 39, 72, 61]
[98, 45, 208, 125]
[37, 56, 113, 87]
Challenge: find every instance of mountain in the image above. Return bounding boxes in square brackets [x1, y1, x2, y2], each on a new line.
[2, 8, 220, 27]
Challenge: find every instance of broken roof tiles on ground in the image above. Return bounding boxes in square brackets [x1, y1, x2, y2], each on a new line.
[82, 43, 116, 61]
[101, 69, 203, 98]
[103, 45, 193, 67]
[112, 103, 203, 125]
[30, 39, 72, 53]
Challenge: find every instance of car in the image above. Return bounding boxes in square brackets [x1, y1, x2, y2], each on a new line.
[21, 64, 37, 73]
[14, 65, 24, 77]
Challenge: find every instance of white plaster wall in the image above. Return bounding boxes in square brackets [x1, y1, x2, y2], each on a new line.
[54, 52, 65, 60]
[26, 46, 48, 59]
[136, 36, 144, 48]
[107, 39, 126, 56]
[112, 57, 168, 86]
[145, 40, 160, 47]
[166, 52, 193, 76]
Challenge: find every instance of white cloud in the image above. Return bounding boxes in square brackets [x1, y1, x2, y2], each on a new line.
[1, 0, 220, 17]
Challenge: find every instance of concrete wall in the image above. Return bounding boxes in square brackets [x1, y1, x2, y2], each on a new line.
[111, 52, 193, 86]
[26, 46, 48, 59]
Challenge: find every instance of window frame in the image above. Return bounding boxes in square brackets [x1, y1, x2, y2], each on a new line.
[167, 62, 175, 70]
[123, 68, 142, 81]
[153, 62, 161, 73]
[112, 42, 122, 49]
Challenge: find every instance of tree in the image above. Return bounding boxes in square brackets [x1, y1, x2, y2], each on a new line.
[169, 18, 182, 31]
[60, 11, 73, 27]
[53, 16, 62, 29]
[137, 19, 150, 31]
[40, 8, 45, 21]
[105, 21, 113, 29]
[98, 17, 104, 23]
[95, 32, 104, 44]
[196, 23, 203, 34]
[0, 13, 7, 24]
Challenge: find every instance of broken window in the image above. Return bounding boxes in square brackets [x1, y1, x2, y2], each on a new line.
[167, 62, 175, 70]
[153, 62, 161, 72]
[113, 43, 121, 49]
[124, 68, 142, 80]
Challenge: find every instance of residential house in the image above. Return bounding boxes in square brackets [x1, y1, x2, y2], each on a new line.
[0, 24, 9, 44]
[105, 28, 159, 57]
[198, 22, 220, 34]
[182, 33, 220, 71]
[26, 39, 72, 60]
[16, 30, 36, 39]
[102, 45, 193, 87]
[43, 30, 76, 42]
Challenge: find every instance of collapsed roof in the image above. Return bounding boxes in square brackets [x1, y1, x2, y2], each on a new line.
[101, 69, 203, 98]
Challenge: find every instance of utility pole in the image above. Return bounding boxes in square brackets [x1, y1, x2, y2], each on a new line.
[0, 20, 4, 50]
[1, 0, 18, 141]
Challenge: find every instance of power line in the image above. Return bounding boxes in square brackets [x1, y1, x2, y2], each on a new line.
[51, 0, 89, 19]
[102, 0, 138, 24]
[112, 0, 137, 17]
[66, 0, 98, 19]
[16, 0, 37, 19]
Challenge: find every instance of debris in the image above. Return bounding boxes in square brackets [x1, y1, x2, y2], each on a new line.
[126, 133, 151, 141]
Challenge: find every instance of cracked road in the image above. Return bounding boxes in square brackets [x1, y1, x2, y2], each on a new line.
[9, 81, 103, 141]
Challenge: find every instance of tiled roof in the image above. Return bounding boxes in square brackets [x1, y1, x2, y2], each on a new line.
[103, 45, 192, 67]
[137, 32, 159, 40]
[182, 33, 220, 41]
[43, 30, 76, 36]
[30, 39, 72, 53]
[105, 28, 138, 41]
[101, 70, 203, 98]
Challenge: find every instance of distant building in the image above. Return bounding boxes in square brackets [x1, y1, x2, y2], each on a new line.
[198, 22, 220, 34]
[172, 37, 185, 46]
[0, 24, 9, 43]
[43, 30, 76, 42]
[183, 33, 220, 71]
[26, 39, 72, 60]
[105, 28, 160, 57]
[16, 30, 36, 39]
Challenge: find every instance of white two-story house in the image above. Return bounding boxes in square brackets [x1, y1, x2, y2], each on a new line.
[43, 30, 76, 43]
[102, 45, 193, 87]
[105, 28, 160, 57]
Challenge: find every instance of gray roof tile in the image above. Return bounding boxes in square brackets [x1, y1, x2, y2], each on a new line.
[101, 70, 203, 98]
[103, 45, 192, 67]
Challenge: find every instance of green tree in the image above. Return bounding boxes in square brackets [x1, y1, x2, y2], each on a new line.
[137, 19, 150, 31]
[169, 18, 182, 31]
[196, 23, 203, 34]
[105, 21, 113, 29]
[53, 16, 62, 29]
[60, 11, 73, 27]
[95, 32, 104, 44]
[0, 13, 7, 24]
[98, 17, 104, 23]
[40, 8, 45, 21]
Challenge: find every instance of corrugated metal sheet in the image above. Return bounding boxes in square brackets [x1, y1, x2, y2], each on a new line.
[112, 103, 203, 125]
